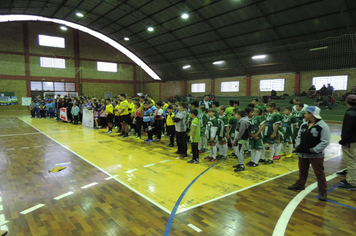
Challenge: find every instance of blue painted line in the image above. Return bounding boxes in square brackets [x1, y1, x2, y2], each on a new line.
[315, 183, 342, 198]
[163, 161, 222, 236]
[327, 200, 356, 210]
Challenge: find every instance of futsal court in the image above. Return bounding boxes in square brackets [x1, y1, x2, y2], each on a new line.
[0, 112, 354, 236]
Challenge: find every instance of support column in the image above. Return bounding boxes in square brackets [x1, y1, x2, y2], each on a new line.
[246, 76, 251, 96]
[23, 22, 31, 97]
[211, 78, 215, 94]
[159, 83, 161, 100]
[295, 72, 300, 95]
[185, 81, 187, 94]
[73, 29, 80, 93]
[133, 65, 137, 96]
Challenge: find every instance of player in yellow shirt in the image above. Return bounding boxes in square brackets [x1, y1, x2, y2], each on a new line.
[114, 100, 121, 133]
[147, 94, 155, 106]
[128, 97, 135, 131]
[118, 94, 129, 137]
[104, 98, 114, 133]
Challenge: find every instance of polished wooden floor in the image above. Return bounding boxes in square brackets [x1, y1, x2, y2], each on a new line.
[0, 112, 355, 236]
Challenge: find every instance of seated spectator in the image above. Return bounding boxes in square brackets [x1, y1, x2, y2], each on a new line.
[351, 86, 356, 94]
[319, 85, 328, 96]
[315, 94, 325, 107]
[308, 85, 317, 98]
[325, 95, 336, 110]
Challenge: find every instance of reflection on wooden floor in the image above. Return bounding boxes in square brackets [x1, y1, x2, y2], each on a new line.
[0, 115, 355, 236]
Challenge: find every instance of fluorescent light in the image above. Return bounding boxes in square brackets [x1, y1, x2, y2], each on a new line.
[181, 13, 189, 19]
[252, 55, 266, 59]
[0, 15, 162, 80]
[60, 26, 67, 31]
[309, 46, 328, 52]
[76, 12, 84, 17]
[124, 37, 130, 41]
[183, 65, 191, 69]
[213, 61, 224, 65]
[148, 27, 154, 32]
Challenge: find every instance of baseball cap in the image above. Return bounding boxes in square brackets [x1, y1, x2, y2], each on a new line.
[306, 106, 322, 119]
[346, 94, 356, 103]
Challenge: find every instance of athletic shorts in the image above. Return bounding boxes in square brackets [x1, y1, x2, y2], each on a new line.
[121, 114, 130, 123]
[106, 114, 113, 123]
[249, 138, 264, 149]
[263, 135, 277, 144]
[283, 134, 293, 143]
[218, 136, 227, 142]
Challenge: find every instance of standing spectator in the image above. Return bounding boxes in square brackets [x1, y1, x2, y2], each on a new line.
[199, 95, 212, 109]
[327, 83, 334, 96]
[55, 95, 61, 121]
[319, 85, 327, 96]
[288, 106, 331, 201]
[173, 103, 187, 158]
[338, 95, 356, 191]
[71, 103, 80, 124]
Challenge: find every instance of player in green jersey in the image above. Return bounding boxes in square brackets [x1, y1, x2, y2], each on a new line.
[263, 102, 281, 164]
[204, 108, 219, 162]
[273, 107, 284, 160]
[247, 108, 266, 166]
[212, 101, 220, 118]
[217, 106, 229, 160]
[282, 107, 298, 157]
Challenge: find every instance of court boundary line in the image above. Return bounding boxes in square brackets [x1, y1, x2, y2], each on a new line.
[18, 117, 172, 214]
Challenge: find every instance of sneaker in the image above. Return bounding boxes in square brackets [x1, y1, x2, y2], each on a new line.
[319, 193, 327, 201]
[166, 144, 173, 147]
[146, 139, 153, 143]
[288, 184, 305, 190]
[209, 158, 217, 162]
[340, 179, 348, 184]
[244, 150, 250, 154]
[187, 159, 198, 164]
[162, 134, 165, 137]
[153, 135, 156, 139]
[338, 183, 356, 191]
[246, 161, 253, 166]
[216, 155, 223, 160]
[250, 162, 259, 167]
[201, 148, 206, 153]
[130, 128, 135, 132]
[179, 154, 188, 158]
[136, 136, 141, 140]
[204, 156, 212, 160]
[280, 152, 286, 156]
[259, 159, 266, 163]
[234, 164, 245, 172]
[232, 164, 240, 168]
[199, 150, 202, 153]
[107, 131, 112, 133]
[173, 151, 181, 154]
[144, 138, 150, 141]
[118, 133, 125, 136]
[265, 160, 274, 164]
[285, 154, 294, 158]
[273, 155, 281, 160]
[94, 127, 99, 130]
[336, 169, 347, 176]
[104, 131, 110, 133]
[190, 151, 193, 154]
[123, 134, 128, 137]
[142, 132, 146, 135]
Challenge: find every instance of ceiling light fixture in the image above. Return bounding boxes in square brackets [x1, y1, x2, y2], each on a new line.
[124, 37, 130, 41]
[60, 26, 67, 31]
[309, 46, 328, 51]
[181, 13, 189, 19]
[148, 27, 154, 32]
[183, 65, 191, 69]
[252, 55, 266, 59]
[213, 61, 224, 65]
[76, 12, 84, 17]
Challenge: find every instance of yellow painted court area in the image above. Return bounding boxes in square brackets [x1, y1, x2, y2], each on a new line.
[19, 117, 341, 214]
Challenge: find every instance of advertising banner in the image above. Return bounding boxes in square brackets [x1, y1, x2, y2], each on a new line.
[21, 97, 32, 106]
[0, 96, 18, 106]
[82, 109, 93, 128]
[60, 108, 68, 121]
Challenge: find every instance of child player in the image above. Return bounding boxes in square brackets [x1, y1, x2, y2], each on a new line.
[281, 107, 298, 158]
[228, 108, 239, 158]
[204, 108, 218, 162]
[247, 108, 265, 167]
[104, 99, 114, 133]
[166, 105, 175, 147]
[273, 106, 284, 160]
[153, 102, 164, 141]
[217, 106, 229, 160]
[30, 100, 36, 118]
[187, 109, 200, 164]
[262, 102, 281, 164]
[199, 106, 208, 153]
[232, 109, 250, 171]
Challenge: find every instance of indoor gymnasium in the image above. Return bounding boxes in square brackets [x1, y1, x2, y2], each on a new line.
[0, 0, 356, 235]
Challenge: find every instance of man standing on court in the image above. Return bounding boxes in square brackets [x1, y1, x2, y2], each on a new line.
[338, 95, 356, 191]
[288, 106, 330, 201]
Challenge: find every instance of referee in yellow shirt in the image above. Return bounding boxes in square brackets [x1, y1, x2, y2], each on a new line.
[105, 98, 114, 133]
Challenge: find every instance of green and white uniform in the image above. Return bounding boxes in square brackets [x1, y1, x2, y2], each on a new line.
[206, 117, 218, 143]
[201, 112, 208, 136]
[277, 125, 286, 143]
[263, 112, 281, 144]
[281, 114, 297, 143]
[292, 110, 305, 139]
[229, 116, 238, 141]
[217, 115, 229, 142]
[249, 116, 265, 149]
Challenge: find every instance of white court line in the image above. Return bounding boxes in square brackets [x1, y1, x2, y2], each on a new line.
[55, 162, 71, 165]
[105, 175, 119, 180]
[21, 147, 29, 149]
[20, 204, 45, 215]
[53, 191, 74, 200]
[5, 148, 14, 151]
[0, 221, 8, 226]
[160, 160, 170, 163]
[187, 223, 202, 233]
[143, 164, 155, 168]
[272, 173, 338, 236]
[34, 146, 42, 148]
[0, 129, 91, 137]
[125, 169, 138, 173]
[18, 117, 172, 214]
[81, 182, 98, 189]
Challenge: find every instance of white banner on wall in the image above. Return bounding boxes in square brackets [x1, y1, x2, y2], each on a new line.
[60, 108, 68, 121]
[21, 97, 32, 106]
[82, 109, 93, 128]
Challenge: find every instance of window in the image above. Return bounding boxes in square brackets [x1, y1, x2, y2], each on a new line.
[54, 82, 65, 91]
[221, 81, 239, 92]
[312, 75, 348, 91]
[30, 81, 42, 91]
[97, 61, 117, 72]
[65, 83, 75, 92]
[40, 57, 66, 69]
[191, 83, 206, 93]
[259, 79, 285, 91]
[43, 82, 54, 91]
[38, 35, 65, 48]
